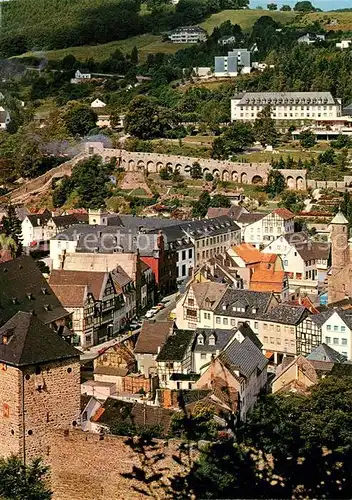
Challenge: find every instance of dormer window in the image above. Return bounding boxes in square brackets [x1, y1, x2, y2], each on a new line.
[41, 287, 48, 295]
[209, 334, 215, 346]
[222, 304, 227, 311]
[197, 334, 204, 345]
[2, 330, 13, 345]
[252, 307, 257, 314]
[26, 293, 33, 301]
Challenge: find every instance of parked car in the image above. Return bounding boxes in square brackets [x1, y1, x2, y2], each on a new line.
[129, 321, 141, 330]
[145, 307, 159, 318]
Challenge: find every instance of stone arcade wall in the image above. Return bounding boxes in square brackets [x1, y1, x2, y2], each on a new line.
[48, 429, 186, 500]
[85, 142, 307, 190]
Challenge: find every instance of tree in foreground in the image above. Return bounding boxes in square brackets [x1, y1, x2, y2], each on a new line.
[2, 204, 22, 256]
[299, 130, 316, 149]
[253, 105, 278, 147]
[265, 170, 286, 198]
[63, 104, 97, 137]
[190, 162, 202, 179]
[212, 122, 254, 160]
[122, 375, 352, 499]
[192, 191, 211, 218]
[0, 456, 52, 500]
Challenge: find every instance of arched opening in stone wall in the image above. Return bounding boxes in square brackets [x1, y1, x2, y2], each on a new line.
[184, 165, 191, 173]
[222, 170, 229, 181]
[147, 161, 155, 172]
[296, 176, 304, 190]
[231, 171, 238, 182]
[213, 169, 220, 178]
[166, 162, 173, 172]
[156, 162, 164, 173]
[128, 160, 135, 171]
[137, 160, 145, 170]
[105, 156, 110, 163]
[175, 163, 183, 174]
[286, 176, 295, 189]
[252, 175, 263, 185]
[203, 168, 210, 178]
[241, 172, 248, 184]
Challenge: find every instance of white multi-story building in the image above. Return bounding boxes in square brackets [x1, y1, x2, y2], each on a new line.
[299, 309, 352, 360]
[169, 26, 207, 44]
[263, 233, 330, 295]
[242, 208, 295, 248]
[231, 92, 342, 123]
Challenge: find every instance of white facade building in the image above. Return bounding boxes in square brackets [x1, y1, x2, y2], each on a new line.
[242, 208, 294, 248]
[169, 26, 207, 44]
[319, 311, 352, 361]
[231, 92, 342, 123]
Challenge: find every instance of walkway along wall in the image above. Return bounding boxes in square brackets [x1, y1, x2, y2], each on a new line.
[85, 142, 308, 190]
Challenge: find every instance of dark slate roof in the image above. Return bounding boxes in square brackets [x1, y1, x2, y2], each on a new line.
[214, 289, 274, 319]
[295, 242, 330, 262]
[260, 304, 308, 325]
[180, 216, 240, 239]
[50, 214, 82, 228]
[310, 310, 334, 327]
[0, 256, 70, 327]
[307, 343, 347, 363]
[237, 323, 262, 349]
[117, 215, 183, 231]
[220, 337, 268, 379]
[0, 312, 79, 367]
[311, 309, 352, 329]
[27, 213, 51, 227]
[193, 328, 235, 353]
[156, 330, 196, 362]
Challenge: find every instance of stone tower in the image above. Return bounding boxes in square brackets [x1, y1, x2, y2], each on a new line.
[0, 312, 80, 462]
[330, 211, 349, 269]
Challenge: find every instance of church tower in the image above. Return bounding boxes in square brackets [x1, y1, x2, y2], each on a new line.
[330, 211, 349, 269]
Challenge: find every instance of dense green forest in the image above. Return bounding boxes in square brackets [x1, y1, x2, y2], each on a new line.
[0, 0, 248, 55]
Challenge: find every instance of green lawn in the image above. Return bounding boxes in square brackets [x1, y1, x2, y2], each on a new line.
[200, 9, 297, 34]
[18, 34, 190, 62]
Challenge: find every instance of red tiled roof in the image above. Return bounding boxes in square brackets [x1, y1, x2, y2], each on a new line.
[49, 270, 107, 301]
[135, 320, 173, 355]
[50, 284, 87, 308]
[232, 243, 263, 264]
[273, 208, 294, 220]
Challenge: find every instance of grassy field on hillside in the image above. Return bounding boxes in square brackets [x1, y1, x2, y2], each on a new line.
[18, 34, 190, 62]
[200, 9, 297, 33]
[298, 11, 352, 31]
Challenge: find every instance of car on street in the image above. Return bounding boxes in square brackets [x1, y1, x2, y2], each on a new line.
[145, 307, 159, 318]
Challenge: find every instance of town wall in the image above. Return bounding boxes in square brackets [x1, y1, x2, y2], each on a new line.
[85, 141, 308, 190]
[48, 429, 186, 500]
[4, 154, 85, 204]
